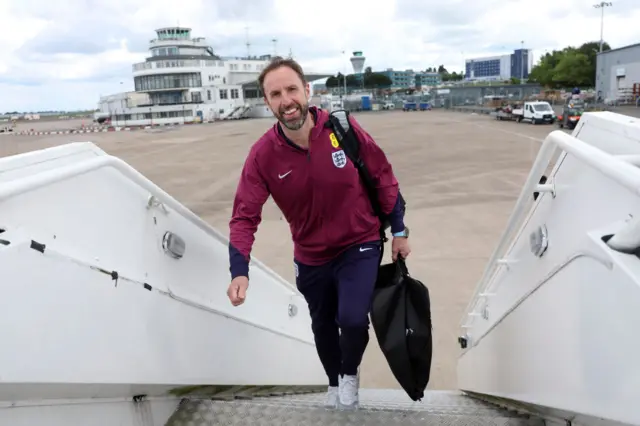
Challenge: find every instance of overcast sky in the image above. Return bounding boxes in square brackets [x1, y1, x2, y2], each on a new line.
[1, 0, 638, 112]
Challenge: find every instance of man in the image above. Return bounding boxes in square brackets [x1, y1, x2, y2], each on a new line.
[226, 57, 410, 410]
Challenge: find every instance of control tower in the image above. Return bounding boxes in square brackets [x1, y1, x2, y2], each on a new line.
[350, 51, 366, 74]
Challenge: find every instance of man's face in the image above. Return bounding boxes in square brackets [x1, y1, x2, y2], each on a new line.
[263, 66, 310, 131]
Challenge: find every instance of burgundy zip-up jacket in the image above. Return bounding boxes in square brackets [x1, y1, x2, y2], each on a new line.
[228, 106, 405, 279]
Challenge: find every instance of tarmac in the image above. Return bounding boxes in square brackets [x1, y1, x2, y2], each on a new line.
[0, 109, 576, 391]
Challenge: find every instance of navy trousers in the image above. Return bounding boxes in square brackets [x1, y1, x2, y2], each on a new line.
[294, 240, 381, 386]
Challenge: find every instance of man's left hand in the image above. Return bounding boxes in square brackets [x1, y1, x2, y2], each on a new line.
[392, 236, 411, 261]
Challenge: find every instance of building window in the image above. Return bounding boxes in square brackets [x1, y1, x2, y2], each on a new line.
[231, 89, 239, 99]
[207, 90, 211, 101]
[220, 89, 228, 99]
[244, 89, 259, 99]
[149, 92, 183, 105]
[134, 73, 202, 91]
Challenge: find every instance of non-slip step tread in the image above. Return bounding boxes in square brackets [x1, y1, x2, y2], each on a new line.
[165, 389, 543, 426]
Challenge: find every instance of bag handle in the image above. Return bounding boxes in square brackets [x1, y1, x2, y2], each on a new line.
[396, 255, 410, 277]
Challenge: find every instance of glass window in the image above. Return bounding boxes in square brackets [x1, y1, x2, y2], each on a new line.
[134, 73, 202, 91]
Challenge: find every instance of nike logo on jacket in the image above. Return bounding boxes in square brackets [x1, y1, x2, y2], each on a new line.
[228, 106, 405, 279]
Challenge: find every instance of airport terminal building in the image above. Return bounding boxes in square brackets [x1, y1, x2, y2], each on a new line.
[97, 26, 332, 126]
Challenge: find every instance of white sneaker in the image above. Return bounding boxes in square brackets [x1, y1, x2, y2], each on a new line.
[339, 374, 359, 410]
[325, 385, 339, 408]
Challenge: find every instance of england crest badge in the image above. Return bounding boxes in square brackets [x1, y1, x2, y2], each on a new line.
[332, 149, 347, 168]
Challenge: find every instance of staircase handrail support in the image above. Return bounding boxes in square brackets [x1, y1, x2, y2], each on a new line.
[0, 154, 298, 295]
[460, 129, 640, 328]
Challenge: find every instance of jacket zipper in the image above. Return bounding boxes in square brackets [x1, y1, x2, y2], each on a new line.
[280, 126, 321, 236]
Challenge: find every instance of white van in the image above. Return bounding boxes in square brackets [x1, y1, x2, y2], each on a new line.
[512, 101, 555, 124]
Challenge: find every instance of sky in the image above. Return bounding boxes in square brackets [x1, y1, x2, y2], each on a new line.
[1, 0, 638, 113]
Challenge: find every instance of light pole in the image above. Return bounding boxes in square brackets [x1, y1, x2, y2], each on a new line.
[593, 2, 612, 53]
[520, 40, 524, 83]
[341, 50, 347, 98]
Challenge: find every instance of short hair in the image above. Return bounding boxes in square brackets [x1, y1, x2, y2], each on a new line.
[258, 56, 306, 94]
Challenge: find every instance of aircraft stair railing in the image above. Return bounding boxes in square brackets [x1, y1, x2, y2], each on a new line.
[459, 129, 640, 347]
[228, 104, 251, 119]
[0, 153, 295, 296]
[237, 104, 252, 119]
[222, 106, 243, 120]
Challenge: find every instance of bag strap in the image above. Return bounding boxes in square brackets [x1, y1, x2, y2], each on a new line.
[327, 109, 388, 245]
[396, 255, 410, 277]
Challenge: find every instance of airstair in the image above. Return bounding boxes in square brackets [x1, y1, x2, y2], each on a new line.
[0, 111, 638, 426]
[221, 104, 252, 120]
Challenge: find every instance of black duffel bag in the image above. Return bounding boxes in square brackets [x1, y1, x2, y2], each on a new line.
[370, 257, 433, 401]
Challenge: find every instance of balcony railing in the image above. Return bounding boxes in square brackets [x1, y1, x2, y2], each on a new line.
[136, 100, 204, 107]
[132, 59, 228, 72]
[149, 38, 210, 48]
[132, 59, 280, 74]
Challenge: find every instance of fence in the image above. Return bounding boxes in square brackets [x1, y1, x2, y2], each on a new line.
[330, 83, 618, 114]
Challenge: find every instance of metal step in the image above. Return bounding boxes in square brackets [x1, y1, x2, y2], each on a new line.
[165, 389, 544, 426]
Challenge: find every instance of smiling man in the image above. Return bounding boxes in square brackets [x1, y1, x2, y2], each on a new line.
[226, 56, 410, 410]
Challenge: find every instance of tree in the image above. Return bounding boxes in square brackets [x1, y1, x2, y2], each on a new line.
[528, 41, 611, 88]
[577, 41, 611, 86]
[363, 73, 392, 88]
[552, 51, 592, 87]
[441, 71, 464, 82]
[346, 74, 359, 87]
[324, 71, 391, 90]
[325, 72, 345, 88]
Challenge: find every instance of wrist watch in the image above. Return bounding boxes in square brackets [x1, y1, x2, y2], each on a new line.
[392, 227, 409, 238]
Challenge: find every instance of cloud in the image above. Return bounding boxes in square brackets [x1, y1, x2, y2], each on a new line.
[1, 0, 639, 112]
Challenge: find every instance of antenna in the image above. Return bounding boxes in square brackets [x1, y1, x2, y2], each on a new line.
[245, 26, 251, 58]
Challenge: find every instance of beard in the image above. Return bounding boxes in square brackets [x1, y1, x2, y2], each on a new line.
[276, 100, 309, 131]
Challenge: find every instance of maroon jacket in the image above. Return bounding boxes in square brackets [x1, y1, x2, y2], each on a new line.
[228, 106, 404, 279]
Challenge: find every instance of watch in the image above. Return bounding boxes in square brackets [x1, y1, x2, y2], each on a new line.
[392, 227, 409, 238]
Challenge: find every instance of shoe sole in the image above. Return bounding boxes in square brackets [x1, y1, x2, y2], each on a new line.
[338, 402, 359, 411]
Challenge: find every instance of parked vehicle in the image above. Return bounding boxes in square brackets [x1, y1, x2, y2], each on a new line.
[511, 101, 555, 124]
[402, 101, 417, 111]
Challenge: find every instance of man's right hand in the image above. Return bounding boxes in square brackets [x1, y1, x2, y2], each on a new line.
[227, 276, 249, 306]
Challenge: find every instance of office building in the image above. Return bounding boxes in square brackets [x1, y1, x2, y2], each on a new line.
[465, 49, 533, 81]
[379, 69, 441, 89]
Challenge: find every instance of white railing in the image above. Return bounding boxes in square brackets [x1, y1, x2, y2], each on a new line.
[0, 153, 297, 293]
[132, 60, 223, 72]
[460, 129, 640, 330]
